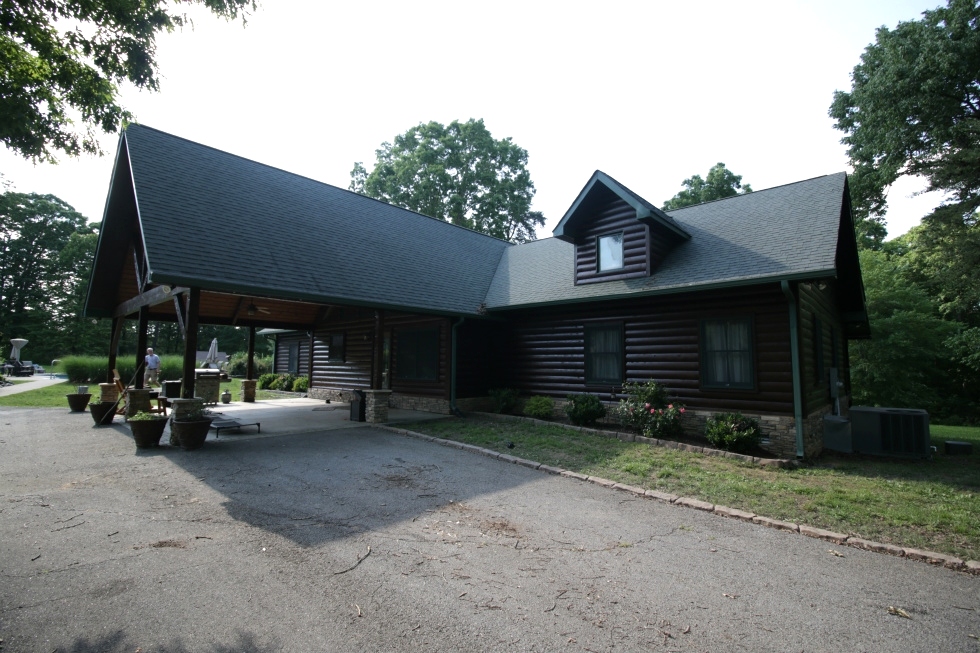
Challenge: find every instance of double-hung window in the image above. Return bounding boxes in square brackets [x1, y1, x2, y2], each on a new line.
[701, 317, 754, 389]
[585, 323, 623, 385]
[327, 333, 345, 363]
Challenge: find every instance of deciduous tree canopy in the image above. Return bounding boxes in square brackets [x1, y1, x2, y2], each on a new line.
[830, 0, 980, 246]
[0, 0, 254, 162]
[350, 119, 545, 244]
[661, 163, 752, 211]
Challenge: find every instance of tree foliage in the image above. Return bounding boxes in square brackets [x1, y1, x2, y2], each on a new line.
[350, 119, 545, 243]
[829, 0, 980, 246]
[661, 162, 752, 211]
[1, 0, 255, 162]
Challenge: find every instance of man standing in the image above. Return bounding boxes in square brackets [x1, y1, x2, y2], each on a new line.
[144, 348, 161, 387]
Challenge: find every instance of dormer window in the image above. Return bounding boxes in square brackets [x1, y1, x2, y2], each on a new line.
[597, 232, 624, 272]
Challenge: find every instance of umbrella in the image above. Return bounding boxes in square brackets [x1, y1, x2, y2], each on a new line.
[205, 338, 219, 368]
[10, 338, 28, 361]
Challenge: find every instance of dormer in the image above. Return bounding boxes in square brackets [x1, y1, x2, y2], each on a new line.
[554, 171, 691, 285]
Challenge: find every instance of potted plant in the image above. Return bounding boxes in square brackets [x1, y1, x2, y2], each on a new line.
[66, 391, 92, 412]
[88, 400, 118, 426]
[169, 399, 213, 450]
[128, 410, 169, 449]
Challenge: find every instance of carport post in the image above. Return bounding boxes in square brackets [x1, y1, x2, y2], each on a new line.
[135, 306, 148, 389]
[246, 326, 255, 379]
[106, 317, 124, 383]
[181, 288, 200, 399]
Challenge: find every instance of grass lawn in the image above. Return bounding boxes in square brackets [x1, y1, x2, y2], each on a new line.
[399, 417, 980, 562]
[0, 378, 278, 406]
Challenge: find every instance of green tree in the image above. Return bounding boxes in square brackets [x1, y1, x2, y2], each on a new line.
[829, 0, 980, 247]
[849, 249, 959, 412]
[0, 192, 89, 362]
[661, 162, 752, 211]
[350, 119, 545, 243]
[1, 0, 255, 162]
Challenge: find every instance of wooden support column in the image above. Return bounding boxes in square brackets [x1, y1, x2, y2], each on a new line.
[135, 307, 149, 389]
[181, 288, 201, 399]
[307, 328, 315, 388]
[246, 326, 256, 380]
[107, 317, 125, 383]
[372, 310, 385, 389]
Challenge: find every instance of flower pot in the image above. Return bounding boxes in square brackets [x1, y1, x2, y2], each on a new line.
[66, 393, 92, 412]
[171, 417, 213, 451]
[89, 401, 117, 426]
[129, 418, 168, 449]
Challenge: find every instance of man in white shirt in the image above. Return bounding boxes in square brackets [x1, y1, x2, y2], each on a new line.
[144, 348, 161, 387]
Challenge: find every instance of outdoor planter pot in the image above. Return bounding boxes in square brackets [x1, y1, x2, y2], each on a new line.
[89, 401, 117, 426]
[66, 393, 92, 412]
[170, 417, 213, 451]
[128, 415, 169, 449]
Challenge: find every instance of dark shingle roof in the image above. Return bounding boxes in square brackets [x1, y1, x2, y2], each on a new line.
[484, 173, 847, 309]
[124, 124, 510, 315]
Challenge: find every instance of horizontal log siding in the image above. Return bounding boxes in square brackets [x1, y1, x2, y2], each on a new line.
[388, 315, 449, 399]
[500, 283, 795, 415]
[575, 199, 650, 284]
[311, 308, 374, 391]
[273, 333, 310, 376]
[798, 282, 845, 414]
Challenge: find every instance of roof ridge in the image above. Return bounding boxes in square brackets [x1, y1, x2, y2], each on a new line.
[664, 172, 845, 213]
[124, 123, 515, 246]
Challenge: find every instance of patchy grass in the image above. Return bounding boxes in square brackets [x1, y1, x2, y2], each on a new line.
[400, 418, 980, 561]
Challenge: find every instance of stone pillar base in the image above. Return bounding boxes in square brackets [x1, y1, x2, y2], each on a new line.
[364, 389, 392, 423]
[169, 398, 205, 445]
[125, 388, 152, 419]
[240, 379, 257, 403]
[99, 383, 118, 404]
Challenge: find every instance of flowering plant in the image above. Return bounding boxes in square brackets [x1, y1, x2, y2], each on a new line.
[616, 380, 686, 439]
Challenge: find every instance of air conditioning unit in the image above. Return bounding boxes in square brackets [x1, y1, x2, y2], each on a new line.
[849, 406, 930, 457]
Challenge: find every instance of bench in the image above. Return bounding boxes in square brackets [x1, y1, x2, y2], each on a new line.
[210, 418, 261, 438]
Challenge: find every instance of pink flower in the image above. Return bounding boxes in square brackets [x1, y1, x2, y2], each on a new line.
[680, 408, 686, 414]
[650, 409, 656, 414]
[644, 403, 650, 409]
[668, 404, 673, 409]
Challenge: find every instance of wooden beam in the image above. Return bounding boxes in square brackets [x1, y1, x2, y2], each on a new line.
[181, 288, 200, 399]
[135, 307, 149, 389]
[246, 326, 256, 380]
[107, 317, 125, 383]
[113, 285, 189, 318]
[231, 296, 247, 326]
[174, 294, 187, 338]
[372, 310, 385, 389]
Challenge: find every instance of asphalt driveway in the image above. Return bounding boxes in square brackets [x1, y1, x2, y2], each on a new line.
[1, 406, 977, 652]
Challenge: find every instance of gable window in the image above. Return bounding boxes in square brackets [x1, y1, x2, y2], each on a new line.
[701, 317, 754, 389]
[597, 233, 624, 272]
[585, 323, 623, 385]
[328, 333, 345, 363]
[396, 327, 440, 381]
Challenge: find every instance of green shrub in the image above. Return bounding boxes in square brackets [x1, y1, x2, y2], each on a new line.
[615, 379, 685, 438]
[705, 412, 761, 453]
[268, 373, 296, 391]
[565, 393, 606, 426]
[61, 354, 183, 384]
[488, 388, 520, 414]
[292, 377, 309, 392]
[226, 352, 272, 378]
[522, 395, 554, 420]
[257, 373, 278, 389]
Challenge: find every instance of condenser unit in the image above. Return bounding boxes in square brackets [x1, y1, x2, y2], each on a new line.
[848, 406, 930, 457]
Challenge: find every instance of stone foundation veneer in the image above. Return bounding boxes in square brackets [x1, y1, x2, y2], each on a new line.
[240, 379, 257, 403]
[364, 389, 392, 423]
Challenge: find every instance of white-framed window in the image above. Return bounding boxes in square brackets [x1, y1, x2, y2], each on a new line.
[597, 232, 624, 272]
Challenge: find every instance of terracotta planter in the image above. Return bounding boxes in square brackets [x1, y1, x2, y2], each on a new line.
[89, 401, 117, 426]
[66, 393, 92, 412]
[129, 418, 168, 448]
[171, 417, 213, 451]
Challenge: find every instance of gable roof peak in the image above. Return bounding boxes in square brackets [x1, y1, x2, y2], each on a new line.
[553, 170, 690, 243]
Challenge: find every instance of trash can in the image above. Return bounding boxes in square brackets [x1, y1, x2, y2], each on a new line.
[350, 390, 365, 422]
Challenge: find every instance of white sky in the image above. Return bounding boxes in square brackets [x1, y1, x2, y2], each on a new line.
[0, 0, 949, 240]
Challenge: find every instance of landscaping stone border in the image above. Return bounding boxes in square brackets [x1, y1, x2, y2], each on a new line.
[379, 423, 980, 576]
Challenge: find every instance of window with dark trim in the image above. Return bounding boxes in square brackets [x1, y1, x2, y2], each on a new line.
[287, 342, 299, 374]
[585, 323, 623, 385]
[328, 333, 345, 363]
[700, 317, 755, 389]
[396, 327, 440, 381]
[597, 232, 624, 272]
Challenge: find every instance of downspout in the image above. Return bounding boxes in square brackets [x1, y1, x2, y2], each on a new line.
[781, 281, 805, 459]
[450, 317, 466, 417]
